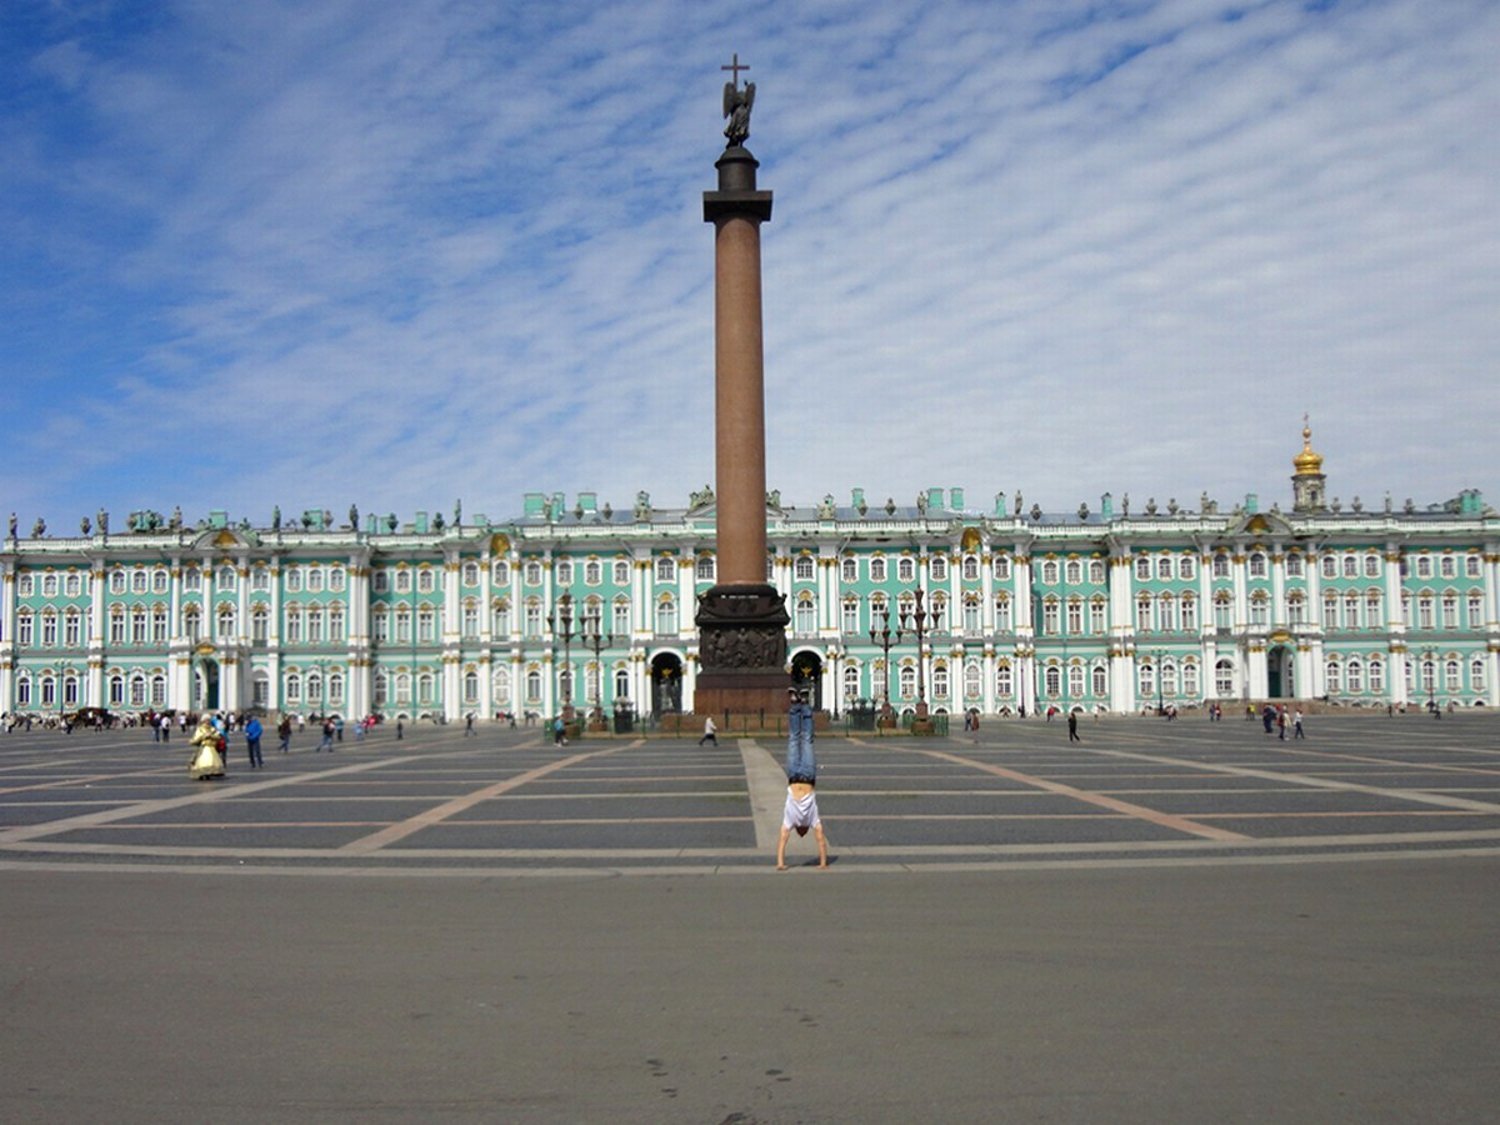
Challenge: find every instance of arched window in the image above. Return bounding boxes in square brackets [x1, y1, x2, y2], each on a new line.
[655, 596, 678, 635]
[1285, 553, 1304, 578]
[794, 594, 816, 633]
[996, 662, 1013, 698]
[525, 667, 542, 703]
[1369, 657, 1385, 694]
[962, 555, 979, 581]
[1041, 560, 1059, 585]
[463, 668, 479, 705]
[929, 555, 948, 582]
[898, 557, 915, 583]
[1471, 657, 1486, 694]
[899, 663, 916, 699]
[870, 556, 887, 583]
[1135, 557, 1151, 581]
[695, 556, 714, 582]
[614, 667, 630, 700]
[492, 666, 511, 706]
[1182, 662, 1199, 697]
[491, 600, 511, 637]
[1067, 664, 1084, 699]
[1156, 556, 1173, 581]
[842, 556, 858, 582]
[1346, 659, 1364, 693]
[794, 555, 815, 581]
[612, 559, 629, 585]
[1325, 660, 1341, 693]
[993, 555, 1011, 581]
[1043, 665, 1061, 697]
[1212, 554, 1230, 579]
[932, 663, 949, 699]
[1064, 559, 1082, 585]
[1248, 552, 1268, 579]
[655, 556, 676, 582]
[963, 661, 982, 700]
[1092, 664, 1108, 697]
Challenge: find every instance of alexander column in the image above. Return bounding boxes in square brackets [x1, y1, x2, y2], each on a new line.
[694, 55, 790, 719]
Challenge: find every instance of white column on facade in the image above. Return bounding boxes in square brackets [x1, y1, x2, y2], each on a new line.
[1271, 547, 1286, 628]
[1109, 553, 1135, 713]
[0, 566, 14, 710]
[981, 550, 994, 631]
[634, 555, 649, 635]
[1232, 551, 1249, 630]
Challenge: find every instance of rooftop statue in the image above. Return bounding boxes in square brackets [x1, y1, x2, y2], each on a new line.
[721, 53, 754, 146]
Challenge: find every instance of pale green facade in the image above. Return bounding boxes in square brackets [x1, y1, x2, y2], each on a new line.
[3, 461, 1497, 722]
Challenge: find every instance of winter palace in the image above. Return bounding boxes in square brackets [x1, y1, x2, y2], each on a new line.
[2, 428, 1496, 722]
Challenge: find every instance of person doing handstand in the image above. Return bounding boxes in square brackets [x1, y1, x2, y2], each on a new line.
[777, 780, 828, 870]
[777, 689, 828, 870]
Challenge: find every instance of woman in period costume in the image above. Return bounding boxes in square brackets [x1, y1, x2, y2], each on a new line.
[189, 717, 225, 780]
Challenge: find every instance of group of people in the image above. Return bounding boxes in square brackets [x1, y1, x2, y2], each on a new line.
[184, 712, 383, 779]
[1259, 703, 1306, 740]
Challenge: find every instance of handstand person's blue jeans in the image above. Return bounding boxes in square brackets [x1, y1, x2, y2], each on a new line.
[786, 703, 816, 782]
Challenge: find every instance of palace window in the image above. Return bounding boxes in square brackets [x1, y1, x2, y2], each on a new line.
[329, 606, 345, 641]
[1418, 595, 1434, 630]
[1249, 553, 1268, 579]
[962, 555, 979, 582]
[898, 557, 915, 583]
[1064, 559, 1082, 585]
[1092, 664, 1108, 697]
[523, 561, 542, 586]
[1466, 555, 1483, 579]
[1042, 599, 1059, 635]
[555, 560, 573, 587]
[993, 556, 1011, 581]
[109, 609, 125, 645]
[1160, 660, 1178, 697]
[795, 555, 815, 581]
[1159, 596, 1178, 633]
[462, 562, 480, 587]
[1346, 659, 1364, 693]
[462, 600, 479, 639]
[1286, 554, 1304, 578]
[1343, 555, 1358, 579]
[1044, 665, 1061, 697]
[1249, 593, 1268, 626]
[251, 606, 268, 642]
[66, 572, 82, 597]
[132, 606, 148, 644]
[329, 568, 345, 593]
[1065, 599, 1082, 635]
[1323, 592, 1339, 628]
[962, 597, 980, 635]
[1041, 560, 1059, 585]
[930, 555, 948, 582]
[66, 611, 82, 647]
[1090, 560, 1106, 584]
[871, 557, 888, 583]
[42, 613, 58, 647]
[1472, 658, 1486, 693]
[1212, 554, 1230, 579]
[306, 566, 323, 593]
[1469, 594, 1484, 629]
[1068, 664, 1085, 699]
[613, 599, 631, 636]
[795, 594, 817, 633]
[607, 559, 626, 585]
[964, 661, 982, 700]
[1445, 660, 1462, 693]
[843, 599, 861, 635]
[491, 600, 511, 637]
[932, 664, 949, 700]
[1135, 557, 1151, 581]
[1182, 662, 1199, 697]
[996, 662, 1013, 698]
[417, 568, 436, 594]
[417, 608, 436, 643]
[1415, 555, 1433, 579]
[1179, 555, 1196, 582]
[1090, 599, 1106, 634]
[524, 600, 543, 638]
[1345, 592, 1362, 630]
[842, 557, 858, 582]
[1157, 556, 1173, 581]
[1136, 596, 1152, 633]
[307, 607, 324, 643]
[1365, 554, 1382, 578]
[1215, 659, 1234, 697]
[1369, 658, 1385, 694]
[655, 596, 678, 635]
[132, 567, 148, 593]
[285, 608, 303, 643]
[394, 608, 412, 644]
[1181, 596, 1197, 632]
[1440, 556, 1457, 580]
[493, 562, 511, 586]
[995, 596, 1012, 632]
[899, 664, 916, 699]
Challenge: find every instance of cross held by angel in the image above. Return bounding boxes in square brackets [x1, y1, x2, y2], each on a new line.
[722, 53, 755, 146]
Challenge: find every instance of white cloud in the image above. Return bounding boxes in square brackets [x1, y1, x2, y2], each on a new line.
[0, 0, 1496, 527]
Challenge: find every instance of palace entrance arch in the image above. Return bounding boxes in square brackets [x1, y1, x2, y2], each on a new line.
[650, 653, 683, 717]
[1267, 645, 1295, 699]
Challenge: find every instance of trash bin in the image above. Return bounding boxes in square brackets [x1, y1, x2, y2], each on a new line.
[613, 702, 635, 734]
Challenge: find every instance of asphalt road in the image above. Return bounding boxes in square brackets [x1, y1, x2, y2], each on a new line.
[3, 716, 1499, 1122]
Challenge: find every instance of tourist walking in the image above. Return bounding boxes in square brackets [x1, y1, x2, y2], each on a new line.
[1293, 710, 1305, 739]
[1067, 710, 1080, 742]
[698, 716, 718, 746]
[244, 715, 264, 769]
[277, 715, 292, 752]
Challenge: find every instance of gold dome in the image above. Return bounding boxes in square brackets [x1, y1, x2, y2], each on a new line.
[1293, 418, 1323, 476]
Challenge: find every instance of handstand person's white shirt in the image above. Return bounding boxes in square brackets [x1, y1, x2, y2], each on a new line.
[782, 788, 820, 829]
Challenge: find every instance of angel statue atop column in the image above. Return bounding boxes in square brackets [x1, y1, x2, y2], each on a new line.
[723, 71, 754, 146]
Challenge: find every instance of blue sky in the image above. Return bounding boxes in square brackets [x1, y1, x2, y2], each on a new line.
[3, 0, 1497, 529]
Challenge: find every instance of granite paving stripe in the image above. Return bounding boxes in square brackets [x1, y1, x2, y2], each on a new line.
[338, 742, 634, 853]
[885, 745, 1250, 842]
[396, 821, 753, 849]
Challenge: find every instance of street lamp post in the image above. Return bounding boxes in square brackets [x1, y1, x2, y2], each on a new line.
[580, 605, 617, 731]
[1153, 647, 1166, 715]
[552, 593, 577, 723]
[898, 588, 933, 730]
[869, 603, 896, 726]
[1423, 646, 1437, 715]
